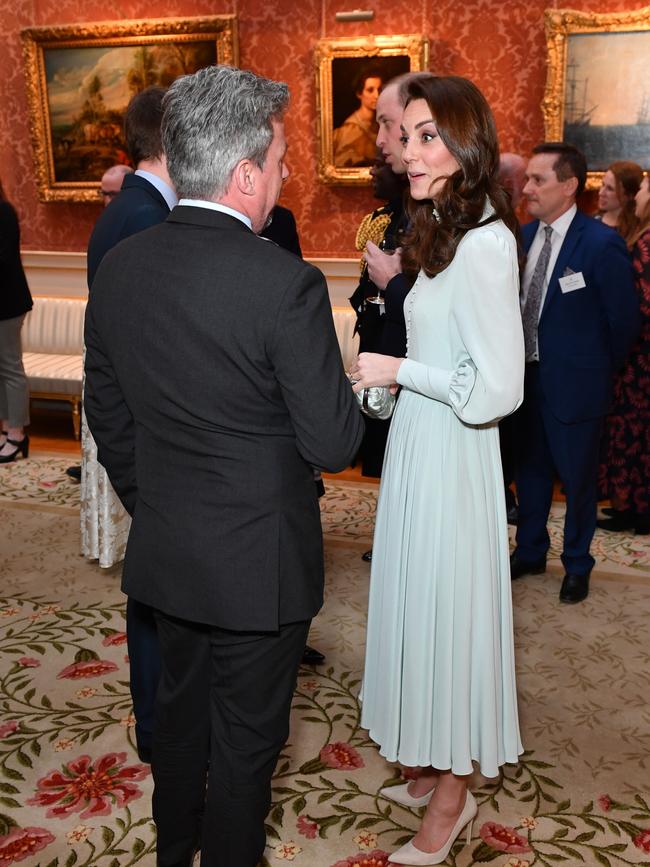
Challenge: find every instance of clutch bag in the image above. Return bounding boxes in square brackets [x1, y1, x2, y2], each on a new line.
[348, 377, 396, 420]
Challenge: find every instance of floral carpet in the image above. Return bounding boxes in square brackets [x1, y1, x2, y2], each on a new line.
[0, 464, 649, 866]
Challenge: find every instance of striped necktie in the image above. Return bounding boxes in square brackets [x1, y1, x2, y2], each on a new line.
[523, 225, 553, 361]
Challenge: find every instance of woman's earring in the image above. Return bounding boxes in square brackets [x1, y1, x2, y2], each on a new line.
[432, 206, 441, 223]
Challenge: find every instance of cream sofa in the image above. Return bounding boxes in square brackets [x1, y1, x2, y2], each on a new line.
[22, 297, 85, 438]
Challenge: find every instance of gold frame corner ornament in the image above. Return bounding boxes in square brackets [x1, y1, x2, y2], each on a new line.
[21, 15, 239, 203]
[542, 5, 650, 190]
[315, 34, 429, 186]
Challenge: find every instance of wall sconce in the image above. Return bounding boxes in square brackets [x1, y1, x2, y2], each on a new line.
[335, 9, 375, 21]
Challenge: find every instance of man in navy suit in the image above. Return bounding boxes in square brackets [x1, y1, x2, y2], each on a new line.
[87, 86, 177, 286]
[510, 142, 640, 603]
[86, 86, 177, 762]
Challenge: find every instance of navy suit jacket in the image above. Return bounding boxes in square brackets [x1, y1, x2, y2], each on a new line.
[522, 209, 640, 423]
[87, 173, 170, 288]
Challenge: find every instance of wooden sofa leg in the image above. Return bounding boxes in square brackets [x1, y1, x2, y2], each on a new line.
[71, 397, 81, 440]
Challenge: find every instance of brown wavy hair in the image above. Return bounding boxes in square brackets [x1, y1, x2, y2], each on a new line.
[602, 160, 643, 248]
[400, 75, 519, 279]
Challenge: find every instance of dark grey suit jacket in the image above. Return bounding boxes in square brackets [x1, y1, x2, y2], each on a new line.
[84, 205, 363, 631]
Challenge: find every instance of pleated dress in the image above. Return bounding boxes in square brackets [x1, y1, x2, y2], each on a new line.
[361, 214, 526, 779]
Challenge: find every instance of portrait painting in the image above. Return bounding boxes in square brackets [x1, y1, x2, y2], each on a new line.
[22, 16, 238, 202]
[316, 36, 429, 186]
[543, 6, 650, 188]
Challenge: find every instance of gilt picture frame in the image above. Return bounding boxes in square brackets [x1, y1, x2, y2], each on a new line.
[21, 16, 238, 203]
[543, 5, 650, 190]
[315, 35, 429, 186]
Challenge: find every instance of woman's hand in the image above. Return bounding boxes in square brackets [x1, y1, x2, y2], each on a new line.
[349, 353, 404, 394]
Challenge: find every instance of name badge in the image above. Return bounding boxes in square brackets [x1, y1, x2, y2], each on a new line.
[559, 271, 586, 293]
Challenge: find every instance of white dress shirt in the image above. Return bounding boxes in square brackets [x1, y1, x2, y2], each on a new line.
[520, 203, 577, 361]
[177, 198, 252, 231]
[134, 169, 178, 211]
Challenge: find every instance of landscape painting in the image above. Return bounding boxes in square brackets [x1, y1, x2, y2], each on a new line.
[22, 17, 238, 202]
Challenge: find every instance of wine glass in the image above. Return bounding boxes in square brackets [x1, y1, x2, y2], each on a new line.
[365, 233, 397, 305]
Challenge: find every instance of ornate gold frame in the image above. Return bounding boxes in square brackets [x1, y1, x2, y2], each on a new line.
[543, 5, 650, 190]
[21, 16, 239, 203]
[315, 35, 429, 186]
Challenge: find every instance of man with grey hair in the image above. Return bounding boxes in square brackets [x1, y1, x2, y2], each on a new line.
[84, 65, 363, 867]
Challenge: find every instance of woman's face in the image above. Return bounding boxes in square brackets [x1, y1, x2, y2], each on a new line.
[635, 175, 650, 219]
[400, 98, 460, 201]
[358, 77, 382, 112]
[598, 169, 621, 214]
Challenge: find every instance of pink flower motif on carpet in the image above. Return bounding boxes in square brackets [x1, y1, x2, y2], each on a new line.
[505, 859, 530, 867]
[634, 829, 650, 853]
[28, 752, 148, 819]
[57, 648, 118, 680]
[597, 794, 612, 812]
[18, 657, 40, 667]
[0, 826, 55, 863]
[102, 631, 127, 646]
[297, 815, 318, 838]
[0, 721, 18, 739]
[331, 850, 391, 867]
[353, 831, 378, 850]
[274, 841, 302, 859]
[66, 825, 91, 844]
[320, 742, 365, 770]
[479, 821, 532, 854]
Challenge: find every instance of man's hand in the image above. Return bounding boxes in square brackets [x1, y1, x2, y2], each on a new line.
[363, 240, 402, 291]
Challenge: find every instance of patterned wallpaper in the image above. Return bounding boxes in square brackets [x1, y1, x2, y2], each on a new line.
[0, 0, 634, 257]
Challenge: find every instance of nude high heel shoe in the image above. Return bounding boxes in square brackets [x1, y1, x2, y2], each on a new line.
[388, 790, 477, 865]
[379, 781, 436, 808]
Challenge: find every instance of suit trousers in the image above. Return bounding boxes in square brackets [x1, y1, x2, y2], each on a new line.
[152, 610, 310, 867]
[0, 315, 30, 427]
[514, 362, 601, 576]
[126, 598, 160, 757]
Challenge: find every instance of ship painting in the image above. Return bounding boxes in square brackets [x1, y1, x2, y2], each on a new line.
[562, 31, 650, 171]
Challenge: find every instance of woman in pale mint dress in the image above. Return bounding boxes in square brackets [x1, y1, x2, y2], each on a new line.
[350, 75, 525, 865]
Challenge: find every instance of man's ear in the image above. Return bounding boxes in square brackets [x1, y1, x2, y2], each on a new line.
[564, 175, 579, 199]
[232, 159, 257, 197]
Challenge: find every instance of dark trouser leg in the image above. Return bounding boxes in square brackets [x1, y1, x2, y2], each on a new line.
[201, 620, 310, 867]
[152, 611, 211, 866]
[542, 409, 601, 576]
[514, 365, 555, 562]
[499, 412, 517, 509]
[360, 416, 389, 478]
[126, 597, 161, 757]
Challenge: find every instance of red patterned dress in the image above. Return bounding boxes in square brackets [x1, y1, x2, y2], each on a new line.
[600, 228, 650, 521]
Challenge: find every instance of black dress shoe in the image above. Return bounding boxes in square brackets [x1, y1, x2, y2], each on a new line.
[302, 645, 325, 665]
[137, 744, 152, 764]
[362, 550, 372, 562]
[597, 509, 634, 532]
[510, 553, 546, 580]
[559, 572, 590, 604]
[66, 465, 82, 482]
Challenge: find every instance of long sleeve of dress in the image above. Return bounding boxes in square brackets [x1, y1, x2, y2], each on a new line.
[396, 226, 525, 425]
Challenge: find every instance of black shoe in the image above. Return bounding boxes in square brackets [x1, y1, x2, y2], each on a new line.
[634, 516, 650, 535]
[362, 549, 372, 562]
[601, 506, 616, 517]
[597, 509, 635, 532]
[0, 434, 29, 464]
[506, 505, 519, 526]
[137, 744, 152, 764]
[510, 553, 546, 580]
[66, 465, 82, 482]
[302, 645, 325, 665]
[559, 572, 590, 604]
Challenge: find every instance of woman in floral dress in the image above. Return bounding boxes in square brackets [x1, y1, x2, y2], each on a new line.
[598, 172, 650, 535]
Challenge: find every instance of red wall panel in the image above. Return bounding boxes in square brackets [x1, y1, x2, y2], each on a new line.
[0, 0, 636, 257]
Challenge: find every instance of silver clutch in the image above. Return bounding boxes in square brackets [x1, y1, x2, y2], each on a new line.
[348, 377, 396, 420]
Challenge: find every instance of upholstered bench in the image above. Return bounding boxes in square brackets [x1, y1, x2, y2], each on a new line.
[22, 297, 86, 439]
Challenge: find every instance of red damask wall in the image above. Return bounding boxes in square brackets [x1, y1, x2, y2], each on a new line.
[0, 0, 637, 257]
